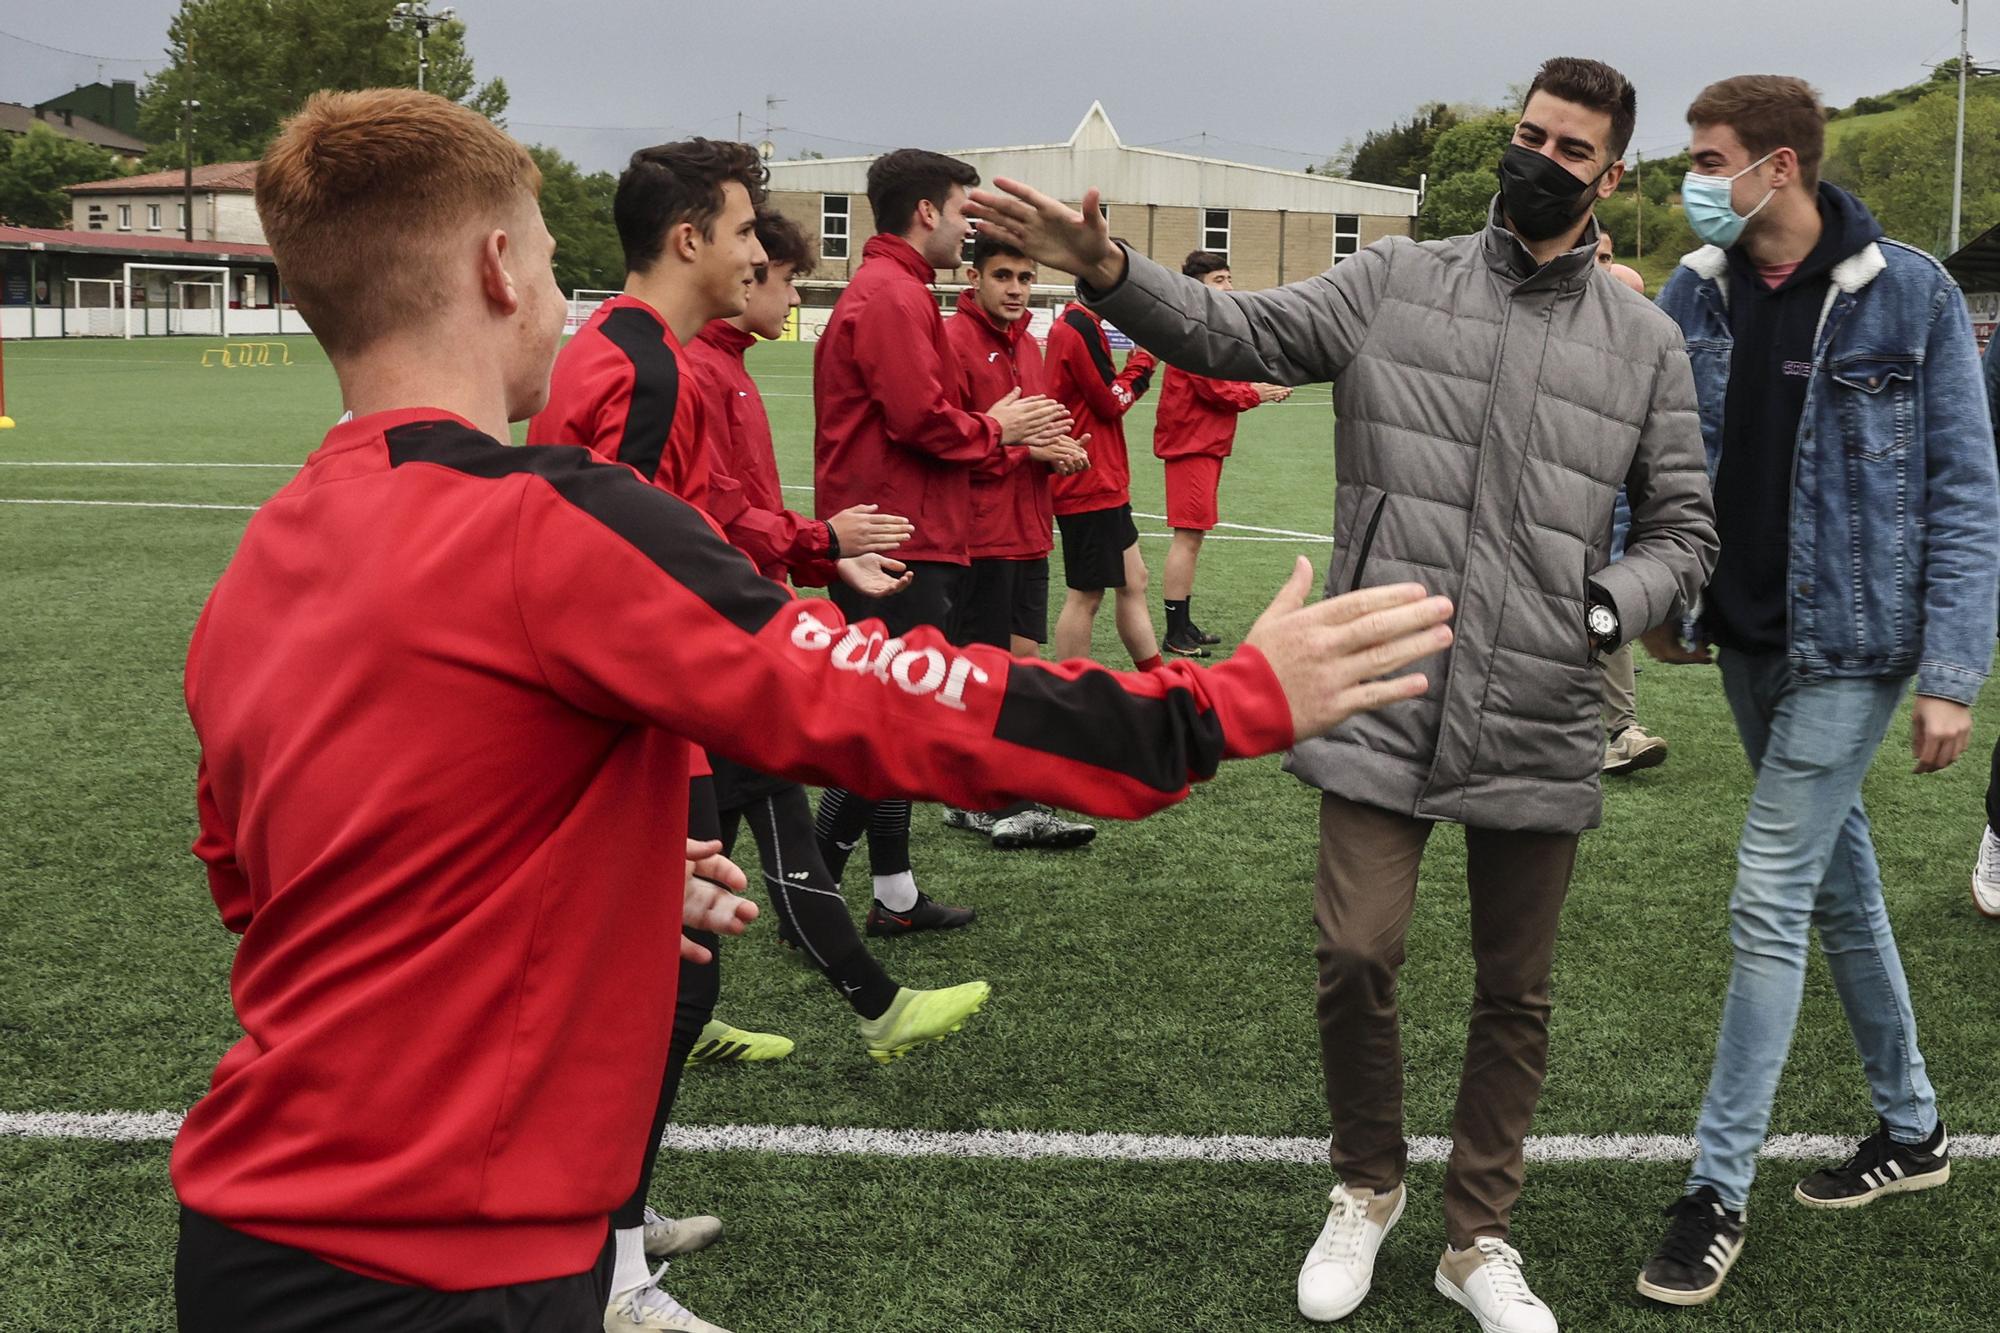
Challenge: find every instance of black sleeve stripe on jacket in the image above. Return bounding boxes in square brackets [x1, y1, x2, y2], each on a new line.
[1062, 309, 1118, 387]
[384, 420, 787, 638]
[1127, 362, 1155, 398]
[992, 660, 1225, 793]
[598, 305, 680, 483]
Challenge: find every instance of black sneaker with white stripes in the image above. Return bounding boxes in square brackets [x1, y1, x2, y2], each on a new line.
[1794, 1119, 1950, 1209]
[1636, 1185, 1745, 1307]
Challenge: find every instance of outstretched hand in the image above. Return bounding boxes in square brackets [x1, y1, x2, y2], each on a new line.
[1241, 558, 1453, 742]
[836, 553, 915, 599]
[827, 504, 913, 557]
[964, 178, 1126, 290]
[682, 837, 755, 964]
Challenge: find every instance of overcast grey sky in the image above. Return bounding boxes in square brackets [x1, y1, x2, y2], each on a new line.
[2, 1, 1973, 175]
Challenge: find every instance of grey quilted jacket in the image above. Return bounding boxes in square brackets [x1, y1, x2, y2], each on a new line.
[1085, 207, 1718, 833]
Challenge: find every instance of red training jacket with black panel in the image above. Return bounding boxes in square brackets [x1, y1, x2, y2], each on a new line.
[1152, 366, 1263, 461]
[944, 287, 1054, 560]
[525, 293, 709, 501]
[814, 234, 1016, 563]
[174, 408, 1298, 1293]
[1043, 301, 1156, 515]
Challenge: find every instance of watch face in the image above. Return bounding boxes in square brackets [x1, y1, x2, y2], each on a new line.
[1590, 606, 1617, 637]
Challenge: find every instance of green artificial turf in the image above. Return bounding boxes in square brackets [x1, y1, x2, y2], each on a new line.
[2, 335, 1996, 1330]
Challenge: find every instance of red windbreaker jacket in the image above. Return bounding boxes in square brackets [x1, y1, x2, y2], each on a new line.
[525, 294, 709, 500]
[814, 234, 1017, 563]
[683, 320, 836, 584]
[173, 409, 1296, 1292]
[1043, 302, 1156, 516]
[944, 287, 1055, 560]
[1152, 367, 1263, 460]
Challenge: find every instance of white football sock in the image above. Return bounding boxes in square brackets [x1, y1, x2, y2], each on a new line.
[611, 1224, 650, 1297]
[873, 869, 919, 912]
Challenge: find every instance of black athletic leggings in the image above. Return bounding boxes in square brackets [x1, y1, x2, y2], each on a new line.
[614, 779, 898, 1230]
[1987, 735, 2000, 830]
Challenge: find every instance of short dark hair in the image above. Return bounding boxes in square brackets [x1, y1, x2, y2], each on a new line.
[1182, 250, 1230, 280]
[969, 233, 1028, 271]
[1687, 75, 1826, 191]
[616, 138, 769, 274]
[867, 148, 979, 237]
[1525, 57, 1638, 161]
[754, 208, 816, 279]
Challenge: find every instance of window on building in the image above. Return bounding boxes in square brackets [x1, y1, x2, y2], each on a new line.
[1202, 208, 1230, 258]
[961, 230, 977, 266]
[178, 202, 188, 232]
[86, 206, 107, 231]
[1334, 214, 1361, 263]
[117, 204, 131, 231]
[147, 204, 161, 231]
[821, 194, 849, 261]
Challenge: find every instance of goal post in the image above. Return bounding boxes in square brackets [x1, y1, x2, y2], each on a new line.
[68, 278, 123, 337]
[123, 263, 230, 339]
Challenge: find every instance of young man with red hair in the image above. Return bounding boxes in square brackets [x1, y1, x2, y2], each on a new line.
[175, 87, 1453, 1331]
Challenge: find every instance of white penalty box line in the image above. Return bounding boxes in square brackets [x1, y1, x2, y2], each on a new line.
[3, 1113, 1994, 1166]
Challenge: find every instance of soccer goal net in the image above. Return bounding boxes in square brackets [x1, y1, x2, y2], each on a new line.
[567, 288, 620, 333]
[122, 263, 229, 338]
[68, 278, 125, 337]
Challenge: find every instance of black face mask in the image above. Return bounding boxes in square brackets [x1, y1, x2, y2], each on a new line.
[1496, 143, 1608, 243]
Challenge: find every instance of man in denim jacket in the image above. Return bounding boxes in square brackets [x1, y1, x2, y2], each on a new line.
[1638, 75, 1999, 1308]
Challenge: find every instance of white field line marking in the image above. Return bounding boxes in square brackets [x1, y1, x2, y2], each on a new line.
[1138, 532, 1303, 543]
[4, 1112, 1995, 1166]
[1131, 511, 1325, 541]
[0, 461, 295, 469]
[0, 499, 257, 512]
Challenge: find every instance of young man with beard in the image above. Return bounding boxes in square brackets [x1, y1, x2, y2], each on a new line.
[176, 86, 1458, 1332]
[811, 149, 1072, 935]
[1043, 251, 1164, 669]
[1152, 250, 1291, 659]
[970, 56, 1718, 1332]
[938, 232, 1099, 850]
[1637, 75, 1997, 1309]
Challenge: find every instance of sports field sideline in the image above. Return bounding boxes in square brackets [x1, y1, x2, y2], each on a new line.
[2, 335, 1996, 1330]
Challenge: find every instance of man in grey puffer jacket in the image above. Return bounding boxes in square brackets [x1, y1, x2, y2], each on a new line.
[972, 57, 1717, 1333]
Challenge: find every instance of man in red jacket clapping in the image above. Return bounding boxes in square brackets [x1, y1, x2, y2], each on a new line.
[810, 148, 1071, 936]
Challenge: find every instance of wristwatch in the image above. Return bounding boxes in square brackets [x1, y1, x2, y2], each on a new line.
[1587, 601, 1620, 651]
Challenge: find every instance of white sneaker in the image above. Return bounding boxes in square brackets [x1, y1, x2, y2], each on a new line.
[641, 1206, 722, 1259]
[605, 1261, 733, 1333]
[1435, 1238, 1557, 1333]
[1297, 1183, 1405, 1321]
[1972, 826, 2000, 918]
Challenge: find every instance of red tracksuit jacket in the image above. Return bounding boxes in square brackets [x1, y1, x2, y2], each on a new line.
[526, 294, 710, 501]
[174, 408, 1296, 1292]
[944, 287, 1054, 561]
[1044, 302, 1156, 516]
[814, 234, 1018, 564]
[1152, 367, 1263, 460]
[684, 320, 836, 585]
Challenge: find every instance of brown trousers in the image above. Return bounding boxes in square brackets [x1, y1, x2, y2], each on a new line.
[1314, 792, 1578, 1247]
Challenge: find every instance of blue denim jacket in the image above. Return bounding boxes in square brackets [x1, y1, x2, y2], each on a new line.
[1658, 240, 1999, 704]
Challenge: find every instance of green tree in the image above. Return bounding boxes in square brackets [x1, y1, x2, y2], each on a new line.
[1421, 168, 1499, 239]
[1341, 102, 1460, 190]
[529, 145, 622, 294]
[0, 123, 131, 227]
[1840, 86, 2000, 252]
[136, 0, 509, 165]
[1416, 112, 1514, 237]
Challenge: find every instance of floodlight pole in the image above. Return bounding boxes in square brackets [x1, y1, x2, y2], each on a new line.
[1953, 0, 1970, 254]
[182, 98, 198, 243]
[388, 2, 457, 93]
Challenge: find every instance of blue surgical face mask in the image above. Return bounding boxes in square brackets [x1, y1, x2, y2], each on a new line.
[1681, 151, 1778, 248]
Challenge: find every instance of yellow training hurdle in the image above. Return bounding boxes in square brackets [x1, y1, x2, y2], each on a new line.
[201, 341, 294, 368]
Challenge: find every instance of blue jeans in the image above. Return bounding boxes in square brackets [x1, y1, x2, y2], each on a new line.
[1686, 651, 1938, 1209]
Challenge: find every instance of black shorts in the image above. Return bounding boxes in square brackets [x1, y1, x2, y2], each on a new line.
[830, 559, 965, 638]
[175, 1207, 615, 1333]
[1056, 505, 1139, 591]
[952, 556, 1050, 648]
